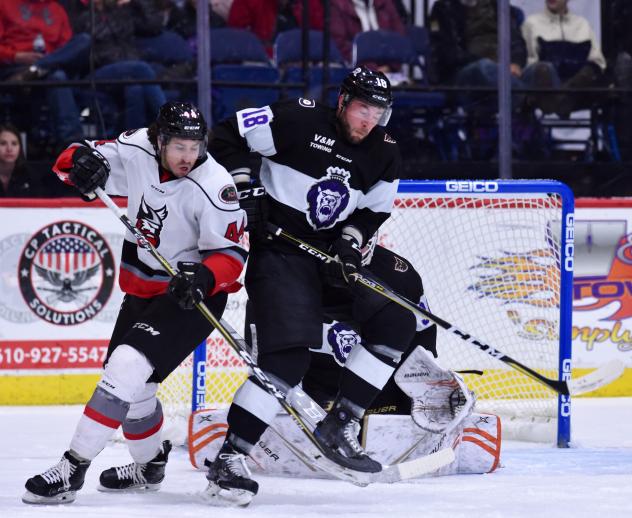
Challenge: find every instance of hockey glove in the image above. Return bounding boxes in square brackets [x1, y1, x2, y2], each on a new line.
[237, 181, 269, 239]
[168, 261, 215, 310]
[69, 146, 110, 199]
[322, 231, 362, 288]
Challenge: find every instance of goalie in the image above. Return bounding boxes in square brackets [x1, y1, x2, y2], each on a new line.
[191, 239, 502, 478]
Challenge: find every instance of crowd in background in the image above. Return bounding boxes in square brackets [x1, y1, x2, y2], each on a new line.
[0, 0, 631, 197]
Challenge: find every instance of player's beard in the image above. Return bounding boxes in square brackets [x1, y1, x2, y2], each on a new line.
[338, 116, 369, 144]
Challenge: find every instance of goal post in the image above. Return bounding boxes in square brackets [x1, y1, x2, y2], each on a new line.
[393, 180, 573, 447]
[157, 179, 574, 447]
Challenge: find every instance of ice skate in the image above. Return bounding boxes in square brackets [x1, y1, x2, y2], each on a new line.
[314, 400, 382, 473]
[23, 451, 90, 505]
[98, 440, 171, 492]
[203, 441, 258, 507]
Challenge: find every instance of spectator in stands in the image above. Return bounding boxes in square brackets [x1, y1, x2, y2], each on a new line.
[227, 0, 323, 56]
[429, 0, 527, 91]
[330, 0, 406, 66]
[521, 0, 606, 118]
[73, 0, 167, 133]
[167, 0, 231, 41]
[0, 123, 41, 197]
[0, 0, 85, 147]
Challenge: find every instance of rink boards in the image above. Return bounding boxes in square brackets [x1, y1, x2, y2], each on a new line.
[0, 197, 631, 404]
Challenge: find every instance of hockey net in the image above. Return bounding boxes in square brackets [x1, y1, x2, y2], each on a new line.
[155, 180, 573, 446]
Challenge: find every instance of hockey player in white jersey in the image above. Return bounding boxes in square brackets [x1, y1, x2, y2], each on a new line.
[22, 101, 247, 505]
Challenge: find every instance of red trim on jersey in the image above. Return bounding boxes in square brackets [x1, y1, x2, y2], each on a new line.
[84, 406, 122, 429]
[94, 138, 116, 146]
[52, 145, 81, 185]
[159, 166, 178, 183]
[119, 268, 169, 298]
[202, 253, 244, 295]
[123, 416, 164, 441]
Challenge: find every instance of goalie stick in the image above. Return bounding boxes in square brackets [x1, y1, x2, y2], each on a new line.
[94, 187, 454, 485]
[267, 224, 624, 397]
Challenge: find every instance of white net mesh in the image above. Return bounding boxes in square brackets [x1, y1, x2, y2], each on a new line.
[381, 192, 565, 440]
[156, 187, 568, 444]
[156, 293, 249, 416]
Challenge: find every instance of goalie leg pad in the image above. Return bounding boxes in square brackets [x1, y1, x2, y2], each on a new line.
[458, 413, 502, 474]
[394, 346, 475, 434]
[362, 412, 501, 476]
[190, 410, 501, 478]
[189, 407, 333, 478]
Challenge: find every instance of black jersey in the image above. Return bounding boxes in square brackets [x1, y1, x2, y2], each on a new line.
[209, 98, 401, 248]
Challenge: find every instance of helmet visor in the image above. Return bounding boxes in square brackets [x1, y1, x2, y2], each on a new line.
[160, 133, 208, 160]
[345, 99, 392, 127]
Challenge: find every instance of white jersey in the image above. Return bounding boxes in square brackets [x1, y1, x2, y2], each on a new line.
[73, 129, 247, 298]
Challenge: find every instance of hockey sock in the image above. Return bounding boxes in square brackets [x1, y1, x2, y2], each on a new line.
[227, 377, 283, 452]
[70, 344, 154, 460]
[123, 399, 164, 464]
[337, 343, 401, 410]
[69, 386, 130, 460]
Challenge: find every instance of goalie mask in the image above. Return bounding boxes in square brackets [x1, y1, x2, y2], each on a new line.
[339, 66, 393, 126]
[155, 101, 208, 159]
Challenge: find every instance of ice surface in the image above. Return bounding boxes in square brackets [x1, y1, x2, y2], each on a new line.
[1, 398, 631, 518]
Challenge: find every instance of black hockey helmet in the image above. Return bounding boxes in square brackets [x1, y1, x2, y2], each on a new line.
[339, 66, 393, 126]
[155, 101, 208, 157]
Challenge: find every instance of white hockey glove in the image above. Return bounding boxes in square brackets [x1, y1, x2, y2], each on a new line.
[394, 346, 475, 434]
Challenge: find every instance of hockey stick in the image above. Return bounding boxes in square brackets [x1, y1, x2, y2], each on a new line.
[267, 224, 625, 397]
[94, 187, 453, 483]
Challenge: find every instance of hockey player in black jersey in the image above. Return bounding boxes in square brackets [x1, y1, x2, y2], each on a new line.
[186, 238, 489, 479]
[22, 102, 247, 505]
[203, 66, 409, 506]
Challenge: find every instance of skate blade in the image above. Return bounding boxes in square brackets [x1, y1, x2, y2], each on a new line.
[200, 482, 254, 507]
[97, 483, 161, 493]
[22, 489, 77, 505]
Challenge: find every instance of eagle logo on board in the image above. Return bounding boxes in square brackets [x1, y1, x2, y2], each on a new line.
[306, 167, 351, 230]
[18, 221, 115, 326]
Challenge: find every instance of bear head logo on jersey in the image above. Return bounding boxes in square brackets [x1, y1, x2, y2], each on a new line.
[135, 196, 168, 248]
[327, 322, 362, 365]
[306, 167, 351, 230]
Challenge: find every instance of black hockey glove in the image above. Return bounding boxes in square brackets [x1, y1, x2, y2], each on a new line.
[322, 233, 362, 288]
[168, 261, 215, 310]
[237, 182, 269, 239]
[69, 146, 110, 198]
